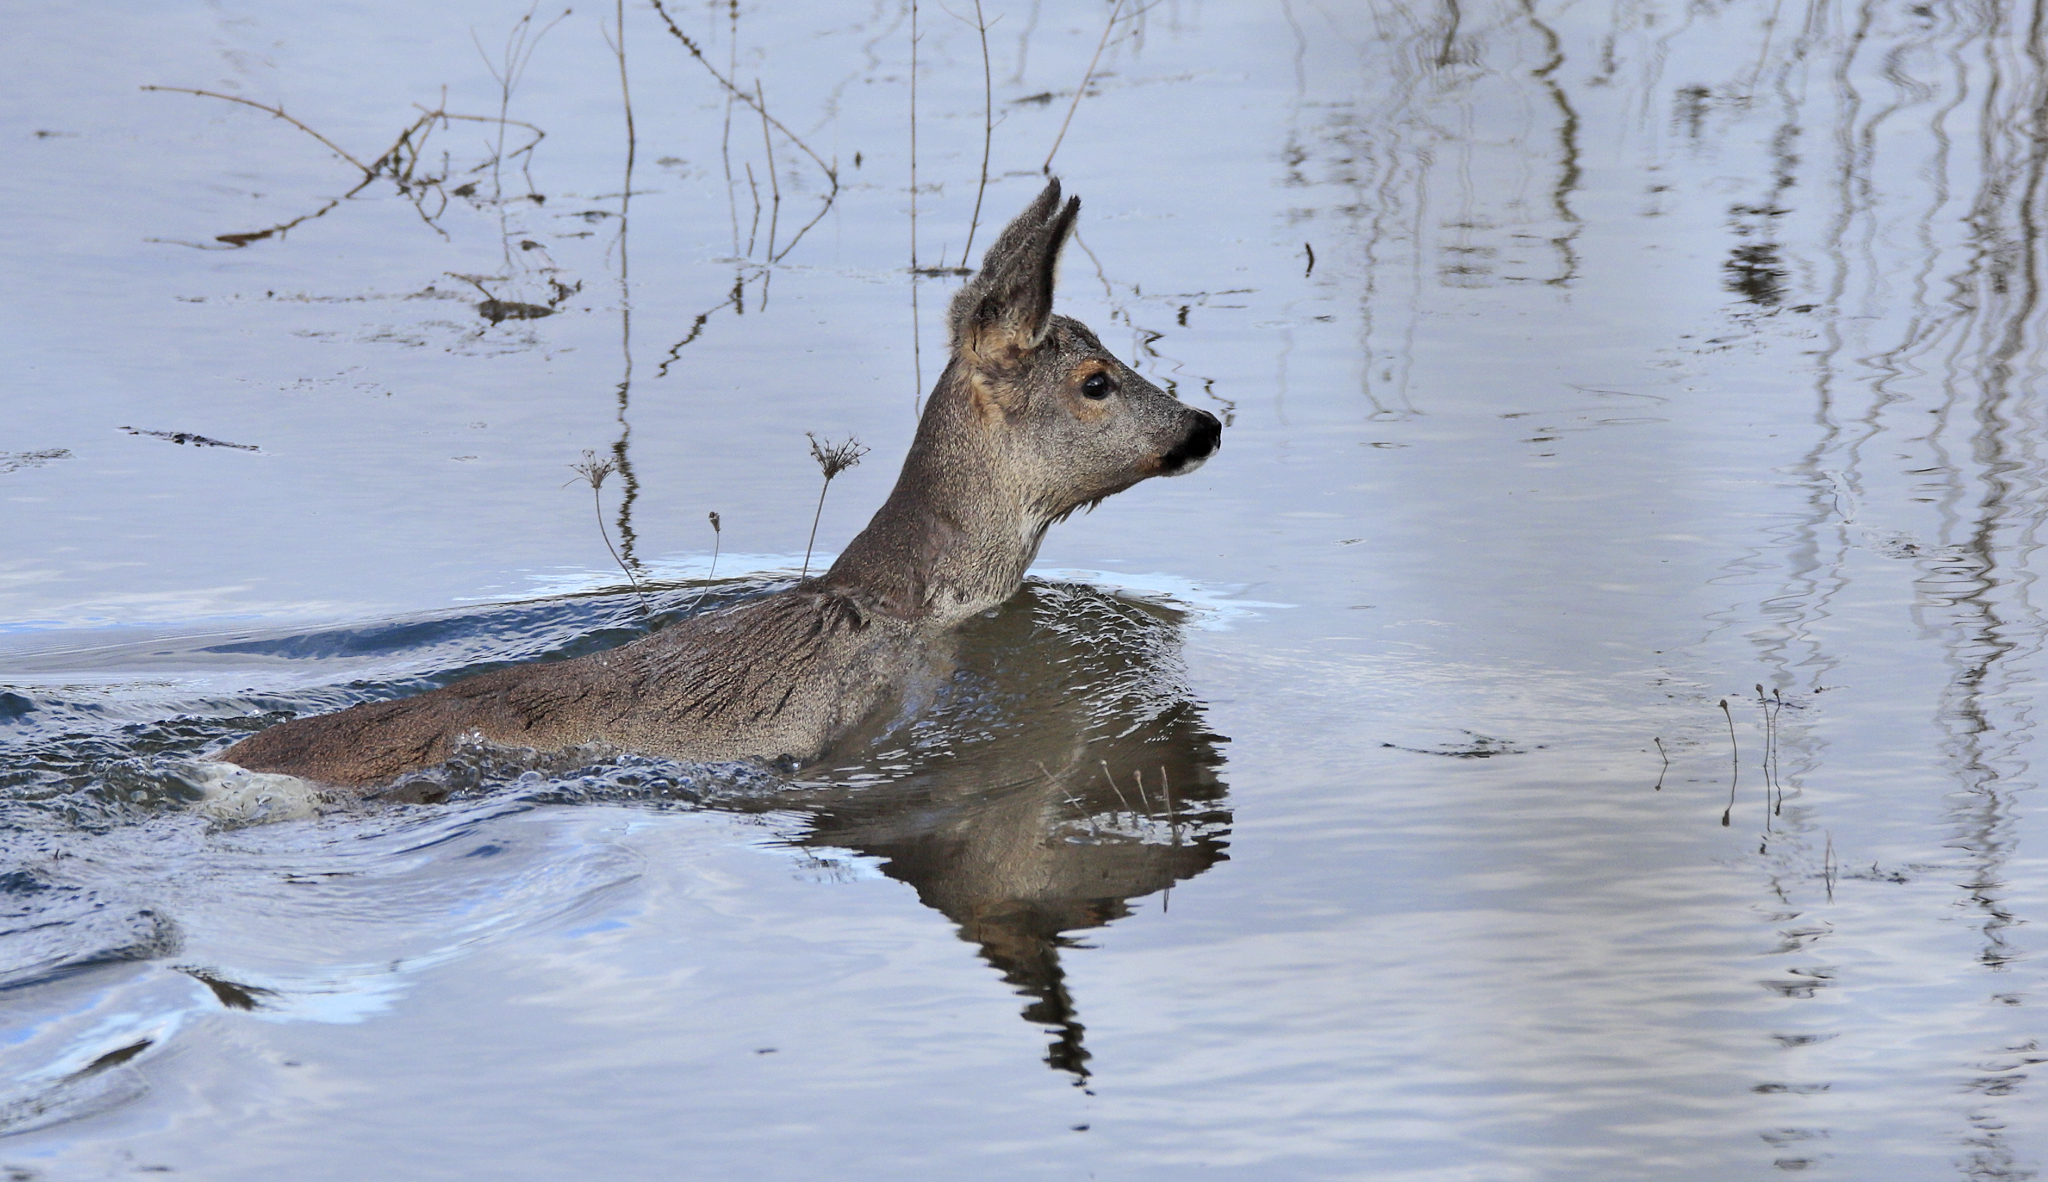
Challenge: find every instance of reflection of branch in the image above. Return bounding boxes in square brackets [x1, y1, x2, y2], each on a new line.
[147, 188, 358, 251]
[1519, 0, 1583, 286]
[656, 273, 751, 377]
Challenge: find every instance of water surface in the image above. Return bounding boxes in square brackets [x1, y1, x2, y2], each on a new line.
[5, 0, 2048, 1177]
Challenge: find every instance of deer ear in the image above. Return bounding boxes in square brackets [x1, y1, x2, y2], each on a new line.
[948, 179, 1081, 367]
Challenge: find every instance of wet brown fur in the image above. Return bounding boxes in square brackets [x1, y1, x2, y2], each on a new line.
[217, 181, 1222, 788]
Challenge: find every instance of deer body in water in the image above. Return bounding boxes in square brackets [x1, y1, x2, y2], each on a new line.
[215, 181, 1221, 790]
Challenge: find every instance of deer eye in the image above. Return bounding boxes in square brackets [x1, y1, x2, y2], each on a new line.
[1081, 372, 1114, 400]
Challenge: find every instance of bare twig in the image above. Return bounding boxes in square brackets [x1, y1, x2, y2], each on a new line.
[1042, 0, 1127, 174]
[411, 109, 548, 165]
[648, 0, 837, 183]
[649, 0, 837, 264]
[720, 0, 740, 253]
[910, 0, 921, 274]
[608, 0, 637, 202]
[758, 80, 781, 259]
[474, 4, 570, 201]
[141, 90, 545, 249]
[139, 86, 371, 173]
[744, 161, 762, 257]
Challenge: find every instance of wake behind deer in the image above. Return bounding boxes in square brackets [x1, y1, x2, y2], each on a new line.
[213, 180, 1221, 792]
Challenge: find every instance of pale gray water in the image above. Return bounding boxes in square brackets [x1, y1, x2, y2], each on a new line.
[4, 0, 2047, 1177]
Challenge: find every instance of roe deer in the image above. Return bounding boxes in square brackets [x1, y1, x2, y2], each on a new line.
[214, 180, 1221, 789]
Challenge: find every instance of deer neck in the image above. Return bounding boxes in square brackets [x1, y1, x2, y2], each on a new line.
[821, 385, 1047, 625]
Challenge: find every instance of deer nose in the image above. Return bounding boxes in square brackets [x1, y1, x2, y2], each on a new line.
[1159, 409, 1222, 475]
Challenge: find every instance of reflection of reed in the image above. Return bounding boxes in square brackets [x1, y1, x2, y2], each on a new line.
[1677, 0, 2048, 1166]
[1285, 0, 1586, 417]
[1302, 0, 2048, 1158]
[608, 0, 642, 573]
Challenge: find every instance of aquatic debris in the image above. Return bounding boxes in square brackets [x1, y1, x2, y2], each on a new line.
[0, 448, 72, 474]
[1379, 732, 1531, 758]
[476, 298, 555, 323]
[119, 427, 258, 451]
[179, 967, 278, 1011]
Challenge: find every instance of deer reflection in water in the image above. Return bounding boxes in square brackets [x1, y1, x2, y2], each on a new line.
[737, 579, 1229, 1082]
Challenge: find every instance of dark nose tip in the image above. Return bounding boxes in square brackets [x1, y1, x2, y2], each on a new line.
[1160, 409, 1222, 473]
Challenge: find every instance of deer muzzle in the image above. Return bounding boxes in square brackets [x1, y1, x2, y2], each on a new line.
[1156, 409, 1222, 476]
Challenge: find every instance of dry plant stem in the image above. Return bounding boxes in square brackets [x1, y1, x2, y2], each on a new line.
[648, 0, 837, 183]
[744, 162, 762, 256]
[415, 110, 548, 162]
[1160, 763, 1179, 845]
[141, 89, 543, 249]
[1099, 760, 1136, 818]
[910, 0, 920, 273]
[648, 0, 836, 264]
[569, 452, 651, 617]
[961, 0, 995, 267]
[908, 0, 923, 411]
[1719, 698, 1739, 827]
[802, 482, 830, 580]
[758, 80, 781, 258]
[720, 2, 739, 253]
[611, 0, 637, 196]
[690, 511, 723, 614]
[594, 487, 650, 615]
[139, 87, 370, 172]
[800, 434, 867, 579]
[142, 89, 547, 188]
[1041, 0, 1127, 174]
[475, 4, 568, 202]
